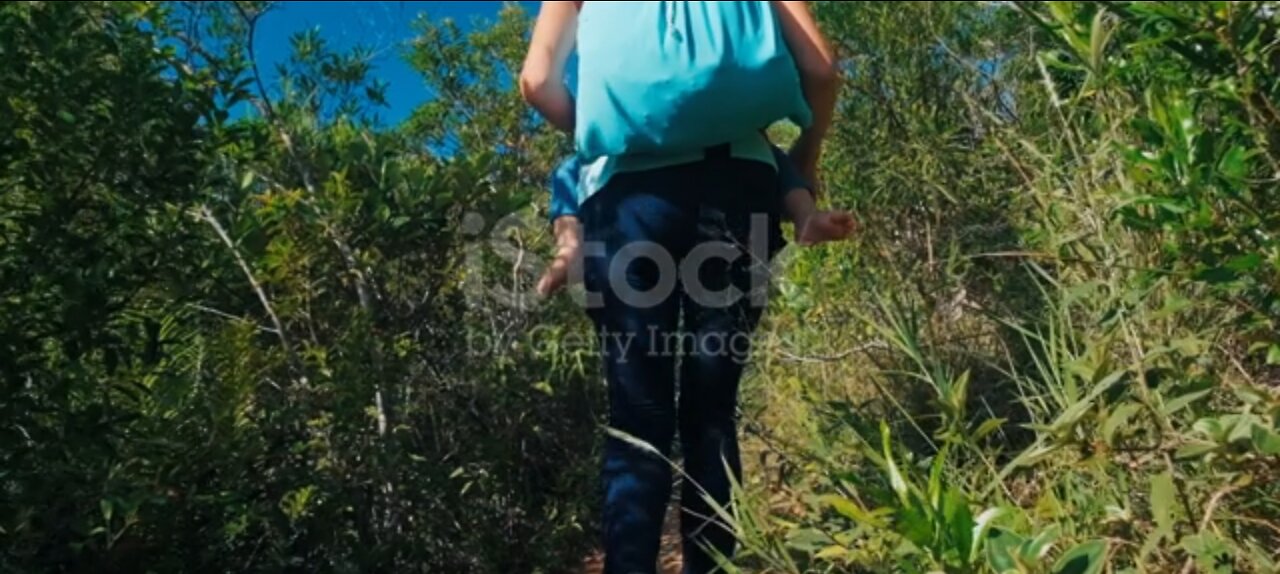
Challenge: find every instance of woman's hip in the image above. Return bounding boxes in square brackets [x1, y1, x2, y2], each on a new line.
[578, 156, 784, 316]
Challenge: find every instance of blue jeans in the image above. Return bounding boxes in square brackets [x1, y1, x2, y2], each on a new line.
[580, 151, 784, 574]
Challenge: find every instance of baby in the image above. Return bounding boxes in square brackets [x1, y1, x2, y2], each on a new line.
[537, 143, 856, 296]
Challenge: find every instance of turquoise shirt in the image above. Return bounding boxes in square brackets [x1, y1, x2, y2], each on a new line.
[574, 1, 810, 160]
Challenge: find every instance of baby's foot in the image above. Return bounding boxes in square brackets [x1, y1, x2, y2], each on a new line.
[537, 242, 582, 297]
[796, 211, 857, 246]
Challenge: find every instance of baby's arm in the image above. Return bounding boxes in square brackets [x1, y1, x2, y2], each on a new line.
[772, 1, 840, 187]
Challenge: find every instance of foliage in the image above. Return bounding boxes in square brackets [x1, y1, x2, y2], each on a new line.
[729, 1, 1280, 573]
[3, 1, 1279, 573]
[3, 2, 595, 572]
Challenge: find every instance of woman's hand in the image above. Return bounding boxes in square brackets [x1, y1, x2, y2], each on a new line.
[520, 1, 579, 134]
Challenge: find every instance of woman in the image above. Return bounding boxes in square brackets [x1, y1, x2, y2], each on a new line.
[520, 2, 839, 572]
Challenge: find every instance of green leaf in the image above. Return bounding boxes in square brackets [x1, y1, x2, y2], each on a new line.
[280, 486, 316, 521]
[943, 487, 974, 559]
[951, 369, 972, 413]
[1251, 425, 1280, 456]
[1170, 337, 1210, 358]
[928, 444, 950, 509]
[57, 110, 77, 124]
[1131, 118, 1165, 146]
[1226, 253, 1263, 273]
[972, 507, 1009, 564]
[1232, 385, 1268, 407]
[605, 427, 664, 459]
[786, 528, 831, 552]
[1021, 525, 1063, 565]
[1087, 9, 1113, 72]
[1194, 417, 1227, 441]
[1268, 345, 1280, 366]
[984, 526, 1024, 573]
[1052, 540, 1108, 574]
[1193, 266, 1239, 285]
[1150, 471, 1176, 534]
[822, 495, 889, 529]
[1181, 533, 1234, 574]
[240, 170, 256, 190]
[100, 499, 113, 524]
[1163, 388, 1213, 417]
[1228, 414, 1262, 444]
[1131, 194, 1190, 214]
[1104, 403, 1144, 445]
[1175, 441, 1220, 460]
[897, 503, 934, 548]
[1050, 369, 1126, 434]
[881, 421, 910, 505]
[973, 418, 1007, 441]
[814, 545, 848, 561]
[1217, 145, 1249, 180]
[1245, 541, 1279, 572]
[1151, 296, 1192, 321]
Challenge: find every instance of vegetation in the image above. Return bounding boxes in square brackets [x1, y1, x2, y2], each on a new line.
[1, 1, 1277, 573]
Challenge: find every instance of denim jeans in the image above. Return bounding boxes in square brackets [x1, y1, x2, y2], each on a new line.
[580, 151, 784, 574]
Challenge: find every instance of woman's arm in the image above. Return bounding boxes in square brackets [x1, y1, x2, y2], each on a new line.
[519, 1, 579, 133]
[772, 1, 840, 187]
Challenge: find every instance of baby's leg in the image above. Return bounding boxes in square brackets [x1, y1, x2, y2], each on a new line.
[783, 188, 856, 246]
[537, 215, 584, 297]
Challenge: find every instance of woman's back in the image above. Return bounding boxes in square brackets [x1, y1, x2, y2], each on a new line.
[572, 1, 812, 161]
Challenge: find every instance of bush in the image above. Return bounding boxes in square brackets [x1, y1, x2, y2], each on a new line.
[729, 2, 1280, 573]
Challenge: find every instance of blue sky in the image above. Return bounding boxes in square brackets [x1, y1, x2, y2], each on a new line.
[253, 1, 539, 123]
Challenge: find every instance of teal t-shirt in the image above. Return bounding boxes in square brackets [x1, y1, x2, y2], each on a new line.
[574, 1, 811, 160]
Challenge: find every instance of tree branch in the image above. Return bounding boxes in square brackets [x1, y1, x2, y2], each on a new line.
[197, 205, 302, 376]
[232, 1, 387, 431]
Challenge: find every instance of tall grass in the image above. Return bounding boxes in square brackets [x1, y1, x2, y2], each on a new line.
[717, 2, 1280, 572]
